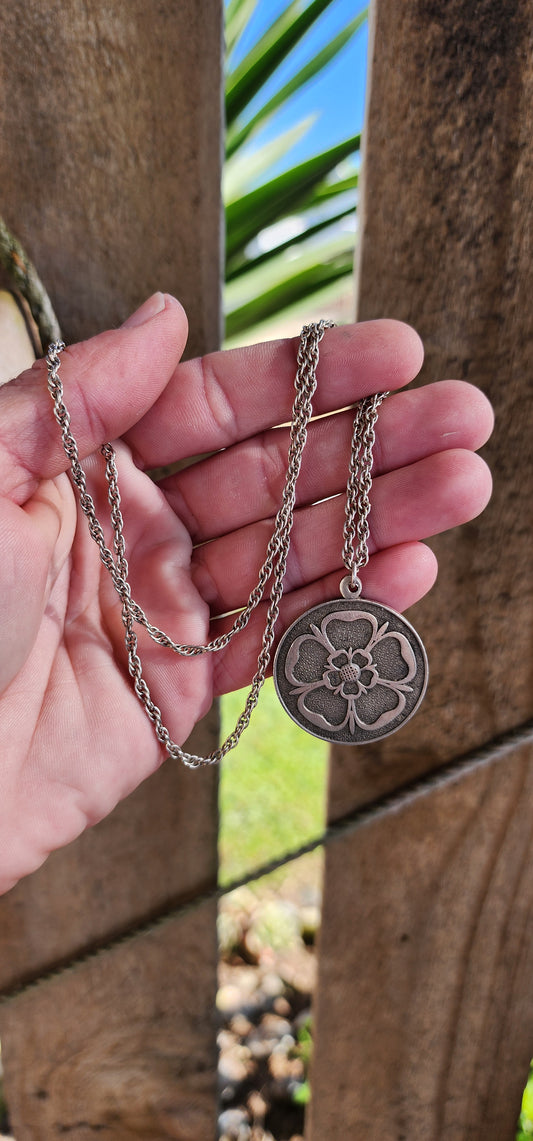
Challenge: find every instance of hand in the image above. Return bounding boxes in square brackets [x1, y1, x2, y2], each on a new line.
[0, 293, 493, 893]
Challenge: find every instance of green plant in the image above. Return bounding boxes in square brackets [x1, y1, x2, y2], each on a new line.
[290, 1016, 313, 1105]
[224, 0, 367, 341]
[219, 678, 327, 884]
[517, 1062, 533, 1139]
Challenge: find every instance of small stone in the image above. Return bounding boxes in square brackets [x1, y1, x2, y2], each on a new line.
[276, 945, 317, 994]
[273, 995, 291, 1017]
[268, 1052, 304, 1082]
[218, 1046, 252, 1085]
[247, 1090, 267, 1122]
[230, 1011, 253, 1038]
[259, 1013, 292, 1039]
[260, 971, 284, 998]
[217, 984, 244, 1013]
[217, 965, 261, 1012]
[271, 1033, 296, 1055]
[218, 1106, 251, 1140]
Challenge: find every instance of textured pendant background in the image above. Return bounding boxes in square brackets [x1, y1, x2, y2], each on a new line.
[274, 598, 428, 744]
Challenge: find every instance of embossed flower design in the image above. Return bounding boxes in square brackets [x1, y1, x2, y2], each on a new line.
[284, 609, 417, 735]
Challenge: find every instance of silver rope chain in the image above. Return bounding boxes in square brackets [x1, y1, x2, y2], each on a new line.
[46, 322, 387, 768]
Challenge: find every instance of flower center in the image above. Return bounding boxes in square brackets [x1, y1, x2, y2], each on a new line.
[339, 664, 360, 683]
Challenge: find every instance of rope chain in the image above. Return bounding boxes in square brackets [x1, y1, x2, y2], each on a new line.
[342, 390, 389, 589]
[47, 321, 388, 768]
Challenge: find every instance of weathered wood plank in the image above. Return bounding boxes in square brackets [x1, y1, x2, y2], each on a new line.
[0, 0, 222, 356]
[312, 747, 533, 1140]
[1, 902, 217, 1140]
[310, 1, 533, 1137]
[0, 1, 222, 1136]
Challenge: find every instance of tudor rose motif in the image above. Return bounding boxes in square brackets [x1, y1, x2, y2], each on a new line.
[274, 599, 428, 744]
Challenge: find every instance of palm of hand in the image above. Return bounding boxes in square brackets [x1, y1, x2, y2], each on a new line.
[0, 295, 493, 893]
[0, 451, 214, 892]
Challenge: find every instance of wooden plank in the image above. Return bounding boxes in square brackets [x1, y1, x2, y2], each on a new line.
[1, 902, 217, 1139]
[310, 1, 533, 1137]
[0, 1, 222, 1136]
[0, 0, 222, 356]
[312, 747, 533, 1140]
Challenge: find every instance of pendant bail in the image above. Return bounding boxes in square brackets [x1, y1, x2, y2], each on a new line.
[340, 573, 362, 600]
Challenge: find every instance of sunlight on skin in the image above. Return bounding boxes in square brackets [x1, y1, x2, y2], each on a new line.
[0, 294, 493, 894]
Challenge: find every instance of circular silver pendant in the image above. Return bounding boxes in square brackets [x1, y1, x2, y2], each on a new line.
[274, 597, 428, 744]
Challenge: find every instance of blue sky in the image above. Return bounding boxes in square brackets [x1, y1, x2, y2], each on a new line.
[228, 0, 369, 172]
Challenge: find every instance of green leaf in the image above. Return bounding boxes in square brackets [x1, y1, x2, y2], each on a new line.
[226, 203, 356, 280]
[223, 276, 354, 349]
[226, 8, 368, 159]
[226, 0, 338, 127]
[224, 241, 355, 338]
[292, 1080, 311, 1105]
[224, 117, 315, 204]
[226, 134, 360, 261]
[301, 170, 359, 208]
[522, 1072, 533, 1121]
[225, 0, 260, 59]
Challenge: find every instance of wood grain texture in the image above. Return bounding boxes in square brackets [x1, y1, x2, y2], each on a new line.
[0, 0, 223, 355]
[1, 901, 217, 1140]
[311, 748, 533, 1140]
[310, 1, 533, 1137]
[0, 2, 222, 1137]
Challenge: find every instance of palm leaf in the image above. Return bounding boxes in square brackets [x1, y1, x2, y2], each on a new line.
[226, 0, 338, 127]
[225, 233, 355, 338]
[300, 170, 359, 209]
[224, 117, 315, 205]
[226, 203, 357, 281]
[225, 257, 353, 338]
[225, 0, 260, 58]
[226, 8, 367, 159]
[226, 134, 360, 263]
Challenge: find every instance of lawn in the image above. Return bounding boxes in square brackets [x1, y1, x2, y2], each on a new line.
[219, 677, 328, 887]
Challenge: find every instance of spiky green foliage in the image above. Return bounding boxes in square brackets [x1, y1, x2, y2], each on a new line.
[224, 0, 367, 340]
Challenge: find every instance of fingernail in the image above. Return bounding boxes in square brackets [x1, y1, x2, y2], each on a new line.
[121, 292, 166, 329]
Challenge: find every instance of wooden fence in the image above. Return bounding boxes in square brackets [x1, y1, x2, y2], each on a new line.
[1, 1, 532, 1139]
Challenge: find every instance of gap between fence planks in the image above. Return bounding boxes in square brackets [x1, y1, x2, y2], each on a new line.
[0, 2, 223, 1138]
[309, 3, 533, 1139]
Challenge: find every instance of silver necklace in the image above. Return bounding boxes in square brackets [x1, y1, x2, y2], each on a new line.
[46, 322, 427, 767]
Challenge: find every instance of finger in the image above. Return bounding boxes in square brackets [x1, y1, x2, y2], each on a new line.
[0, 293, 188, 504]
[211, 543, 438, 696]
[0, 477, 75, 692]
[192, 449, 492, 616]
[162, 380, 494, 543]
[0, 291, 36, 384]
[125, 319, 425, 468]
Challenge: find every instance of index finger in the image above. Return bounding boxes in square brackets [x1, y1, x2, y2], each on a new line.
[125, 318, 424, 469]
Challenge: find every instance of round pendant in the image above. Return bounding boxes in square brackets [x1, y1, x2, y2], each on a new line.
[274, 597, 428, 744]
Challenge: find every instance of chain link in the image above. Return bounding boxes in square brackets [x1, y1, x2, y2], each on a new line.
[342, 390, 389, 590]
[46, 324, 385, 767]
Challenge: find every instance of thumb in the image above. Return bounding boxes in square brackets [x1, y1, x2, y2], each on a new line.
[0, 290, 37, 381]
[0, 292, 188, 505]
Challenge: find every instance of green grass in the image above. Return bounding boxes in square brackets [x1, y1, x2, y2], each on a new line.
[219, 677, 328, 886]
[517, 1063, 533, 1139]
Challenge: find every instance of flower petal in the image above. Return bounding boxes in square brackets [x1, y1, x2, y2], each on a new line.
[370, 631, 417, 684]
[322, 611, 379, 654]
[297, 685, 351, 733]
[354, 683, 406, 730]
[285, 634, 330, 685]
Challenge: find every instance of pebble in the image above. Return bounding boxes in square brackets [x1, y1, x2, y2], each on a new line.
[218, 886, 317, 1141]
[218, 1106, 251, 1140]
